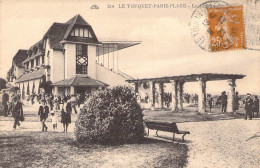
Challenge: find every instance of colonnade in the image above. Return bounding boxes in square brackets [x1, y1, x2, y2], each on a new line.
[134, 78, 237, 113]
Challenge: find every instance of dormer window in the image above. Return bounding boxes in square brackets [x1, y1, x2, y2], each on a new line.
[70, 27, 92, 38]
[31, 60, 34, 68]
[26, 62, 29, 70]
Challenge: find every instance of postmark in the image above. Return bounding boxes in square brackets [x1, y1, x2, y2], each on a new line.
[208, 6, 246, 52]
[245, 0, 260, 51]
[190, 1, 229, 51]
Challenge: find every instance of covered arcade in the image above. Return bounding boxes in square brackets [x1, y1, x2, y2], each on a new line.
[126, 73, 245, 113]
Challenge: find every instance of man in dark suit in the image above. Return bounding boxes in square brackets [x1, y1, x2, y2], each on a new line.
[244, 94, 253, 120]
[220, 91, 228, 113]
[2, 90, 9, 117]
[12, 96, 24, 130]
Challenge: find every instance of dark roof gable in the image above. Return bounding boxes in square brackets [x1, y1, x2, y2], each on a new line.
[13, 49, 28, 67]
[25, 14, 100, 51]
[44, 23, 69, 50]
[43, 14, 99, 49]
[66, 14, 89, 26]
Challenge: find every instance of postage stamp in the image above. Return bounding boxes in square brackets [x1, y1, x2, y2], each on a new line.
[208, 6, 246, 52]
[190, 1, 229, 51]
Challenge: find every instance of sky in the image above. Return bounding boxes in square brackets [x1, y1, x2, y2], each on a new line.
[0, 0, 259, 95]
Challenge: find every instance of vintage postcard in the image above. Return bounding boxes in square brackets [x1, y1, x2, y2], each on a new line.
[0, 0, 259, 167]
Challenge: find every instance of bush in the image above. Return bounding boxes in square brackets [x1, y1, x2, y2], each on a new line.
[75, 86, 144, 144]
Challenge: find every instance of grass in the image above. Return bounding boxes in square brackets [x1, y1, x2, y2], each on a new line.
[143, 106, 245, 123]
[0, 131, 188, 168]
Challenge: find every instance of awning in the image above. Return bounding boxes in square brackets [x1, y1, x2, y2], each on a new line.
[52, 75, 109, 87]
[16, 68, 45, 83]
[96, 41, 141, 56]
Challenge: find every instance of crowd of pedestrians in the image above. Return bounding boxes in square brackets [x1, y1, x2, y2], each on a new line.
[1, 89, 92, 132]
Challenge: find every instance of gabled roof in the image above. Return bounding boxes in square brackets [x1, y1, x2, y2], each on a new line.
[66, 14, 90, 26]
[52, 75, 108, 87]
[28, 39, 43, 51]
[13, 49, 28, 67]
[44, 23, 69, 50]
[43, 14, 100, 49]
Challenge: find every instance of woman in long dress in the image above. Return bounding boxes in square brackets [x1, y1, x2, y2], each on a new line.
[61, 102, 72, 132]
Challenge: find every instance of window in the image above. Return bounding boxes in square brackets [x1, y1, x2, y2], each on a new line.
[31, 60, 34, 68]
[75, 28, 79, 36]
[42, 55, 45, 64]
[26, 62, 29, 70]
[76, 44, 88, 74]
[71, 27, 91, 38]
[76, 44, 82, 56]
[80, 28, 84, 37]
[83, 29, 88, 37]
[47, 51, 50, 65]
[36, 58, 39, 66]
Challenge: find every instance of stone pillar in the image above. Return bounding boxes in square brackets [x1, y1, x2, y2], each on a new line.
[158, 82, 164, 109]
[170, 80, 178, 111]
[70, 86, 75, 95]
[198, 79, 207, 113]
[227, 79, 236, 113]
[149, 81, 155, 110]
[177, 81, 184, 111]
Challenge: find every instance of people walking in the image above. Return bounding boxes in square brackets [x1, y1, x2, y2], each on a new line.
[207, 94, 213, 113]
[61, 102, 72, 132]
[12, 96, 24, 130]
[220, 91, 228, 113]
[2, 90, 9, 117]
[70, 94, 78, 114]
[244, 94, 253, 120]
[50, 111, 58, 131]
[252, 96, 259, 118]
[38, 99, 49, 132]
[233, 92, 240, 113]
[53, 95, 60, 111]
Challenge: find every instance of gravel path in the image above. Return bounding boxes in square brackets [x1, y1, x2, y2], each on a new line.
[1, 105, 259, 168]
[151, 119, 260, 168]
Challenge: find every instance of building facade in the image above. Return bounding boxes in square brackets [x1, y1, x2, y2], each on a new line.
[8, 14, 140, 98]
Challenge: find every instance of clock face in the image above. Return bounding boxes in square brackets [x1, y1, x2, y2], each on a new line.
[190, 1, 229, 51]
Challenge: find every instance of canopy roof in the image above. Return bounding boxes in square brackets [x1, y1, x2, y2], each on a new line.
[96, 41, 141, 56]
[126, 73, 246, 83]
[52, 75, 108, 87]
[16, 68, 45, 83]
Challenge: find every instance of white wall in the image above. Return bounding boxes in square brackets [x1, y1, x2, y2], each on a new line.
[44, 38, 51, 66]
[96, 64, 131, 87]
[88, 45, 97, 79]
[64, 43, 76, 79]
[51, 50, 65, 83]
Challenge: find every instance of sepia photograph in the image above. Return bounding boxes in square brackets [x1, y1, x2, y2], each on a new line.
[0, 0, 259, 167]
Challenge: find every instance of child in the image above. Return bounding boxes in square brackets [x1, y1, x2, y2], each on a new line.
[50, 111, 58, 131]
[38, 99, 49, 132]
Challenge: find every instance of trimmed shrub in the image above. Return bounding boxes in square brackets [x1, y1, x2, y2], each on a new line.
[75, 86, 144, 144]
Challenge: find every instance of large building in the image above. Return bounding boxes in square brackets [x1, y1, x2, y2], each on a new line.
[8, 14, 140, 98]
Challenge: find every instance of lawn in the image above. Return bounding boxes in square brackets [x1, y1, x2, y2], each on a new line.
[143, 106, 245, 123]
[0, 131, 188, 168]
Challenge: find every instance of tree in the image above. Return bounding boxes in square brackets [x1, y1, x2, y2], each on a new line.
[0, 78, 7, 91]
[39, 81, 53, 94]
